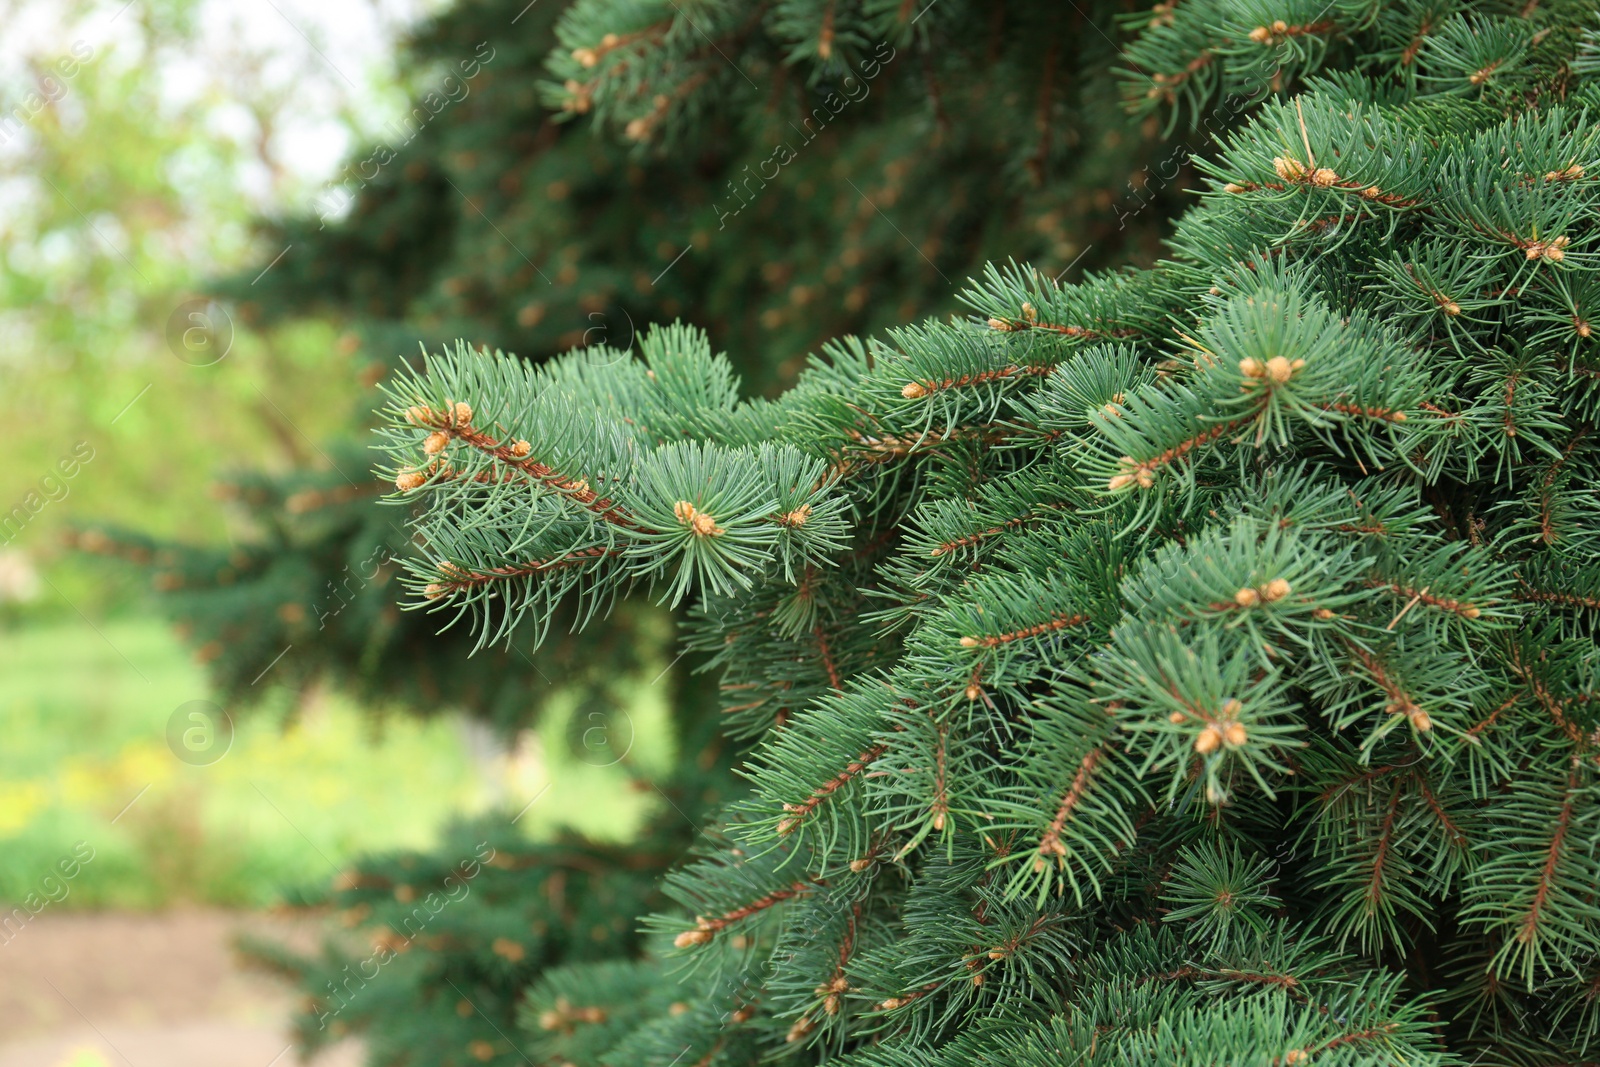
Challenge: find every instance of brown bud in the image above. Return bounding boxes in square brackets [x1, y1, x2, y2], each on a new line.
[960, 636, 981, 648]
[1265, 356, 1294, 384]
[674, 928, 713, 949]
[1194, 726, 1222, 754]
[965, 683, 983, 702]
[1108, 473, 1136, 492]
[1311, 167, 1337, 187]
[424, 583, 447, 600]
[1272, 19, 1289, 32]
[987, 317, 1012, 331]
[786, 1016, 815, 1042]
[572, 47, 597, 67]
[1223, 722, 1248, 747]
[452, 401, 473, 425]
[879, 998, 905, 1011]
[902, 381, 929, 399]
[674, 500, 723, 537]
[509, 439, 532, 457]
[1248, 25, 1272, 43]
[1285, 1050, 1310, 1066]
[1234, 587, 1261, 608]
[1239, 357, 1265, 378]
[1168, 711, 1187, 724]
[1021, 302, 1038, 323]
[1261, 577, 1292, 602]
[395, 470, 426, 492]
[849, 857, 872, 873]
[537, 1010, 562, 1031]
[1313, 607, 1335, 619]
[1273, 156, 1306, 182]
[824, 994, 840, 1015]
[404, 405, 431, 425]
[422, 431, 449, 455]
[1409, 707, 1433, 732]
[1224, 182, 1247, 194]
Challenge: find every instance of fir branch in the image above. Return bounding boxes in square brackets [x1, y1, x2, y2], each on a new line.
[1034, 746, 1106, 873]
[410, 403, 642, 529]
[1516, 765, 1578, 947]
[900, 364, 1054, 400]
[1363, 579, 1484, 621]
[777, 743, 891, 835]
[1512, 583, 1600, 613]
[984, 315, 1140, 340]
[424, 548, 620, 596]
[1504, 641, 1586, 743]
[1108, 416, 1254, 491]
[960, 613, 1092, 649]
[676, 880, 823, 945]
[1363, 783, 1404, 911]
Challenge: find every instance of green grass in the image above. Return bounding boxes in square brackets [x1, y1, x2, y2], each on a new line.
[0, 617, 664, 909]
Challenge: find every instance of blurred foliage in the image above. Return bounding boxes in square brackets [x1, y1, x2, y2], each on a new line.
[0, 617, 671, 909]
[0, 0, 413, 619]
[227, 0, 1185, 390]
[0, 618, 479, 908]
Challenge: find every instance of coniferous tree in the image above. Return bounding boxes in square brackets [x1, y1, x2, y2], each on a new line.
[371, 2, 1600, 1063]
[94, 0, 1274, 1060]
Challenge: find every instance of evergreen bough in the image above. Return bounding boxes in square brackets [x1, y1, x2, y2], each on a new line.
[375, 4, 1600, 1063]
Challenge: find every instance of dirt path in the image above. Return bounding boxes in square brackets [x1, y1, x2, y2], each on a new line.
[0, 910, 362, 1067]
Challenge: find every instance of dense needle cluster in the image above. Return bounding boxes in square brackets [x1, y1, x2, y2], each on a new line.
[377, 4, 1600, 1062]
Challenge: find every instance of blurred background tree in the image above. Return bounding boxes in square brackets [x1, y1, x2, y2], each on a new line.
[0, 0, 550, 916]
